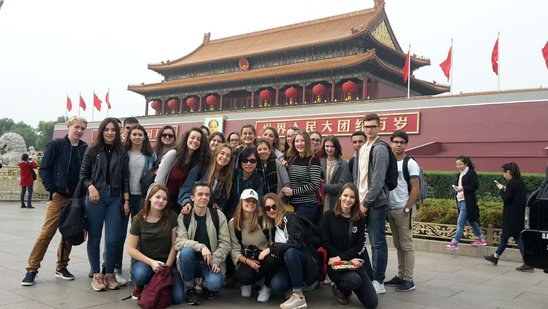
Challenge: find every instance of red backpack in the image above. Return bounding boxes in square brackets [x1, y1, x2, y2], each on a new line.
[138, 266, 174, 309]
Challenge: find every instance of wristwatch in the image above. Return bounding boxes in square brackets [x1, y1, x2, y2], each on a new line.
[404, 208, 411, 213]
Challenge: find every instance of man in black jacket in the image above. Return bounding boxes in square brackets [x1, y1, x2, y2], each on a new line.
[21, 116, 88, 286]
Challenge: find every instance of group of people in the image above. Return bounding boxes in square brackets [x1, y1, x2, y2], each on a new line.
[18, 112, 533, 309]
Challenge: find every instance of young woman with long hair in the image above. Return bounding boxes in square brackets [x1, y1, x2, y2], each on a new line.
[114, 124, 157, 284]
[153, 125, 177, 162]
[282, 130, 321, 223]
[233, 124, 257, 167]
[155, 127, 210, 213]
[320, 135, 351, 212]
[321, 183, 378, 308]
[446, 155, 486, 250]
[127, 184, 184, 303]
[259, 193, 319, 309]
[261, 126, 284, 160]
[256, 138, 290, 195]
[178, 143, 234, 213]
[228, 189, 273, 302]
[80, 117, 129, 291]
[208, 131, 225, 153]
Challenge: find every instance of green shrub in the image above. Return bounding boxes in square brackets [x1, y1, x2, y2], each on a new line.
[416, 198, 503, 228]
[424, 170, 544, 200]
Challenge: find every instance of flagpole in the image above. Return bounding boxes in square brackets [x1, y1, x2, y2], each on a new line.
[450, 39, 454, 94]
[78, 92, 81, 115]
[106, 88, 110, 118]
[407, 44, 411, 98]
[92, 91, 95, 122]
[65, 94, 68, 122]
[497, 32, 500, 91]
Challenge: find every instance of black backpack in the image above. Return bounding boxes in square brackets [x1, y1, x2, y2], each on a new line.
[369, 140, 398, 191]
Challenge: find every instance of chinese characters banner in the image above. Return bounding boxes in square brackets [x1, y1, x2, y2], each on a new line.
[256, 112, 420, 137]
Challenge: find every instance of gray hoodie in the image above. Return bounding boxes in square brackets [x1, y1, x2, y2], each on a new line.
[352, 138, 390, 209]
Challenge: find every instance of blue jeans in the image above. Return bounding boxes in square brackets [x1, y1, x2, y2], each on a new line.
[131, 260, 184, 304]
[115, 194, 143, 271]
[21, 186, 33, 204]
[270, 248, 305, 294]
[85, 187, 122, 274]
[453, 200, 483, 243]
[178, 248, 224, 292]
[293, 202, 317, 224]
[496, 234, 524, 257]
[366, 206, 388, 282]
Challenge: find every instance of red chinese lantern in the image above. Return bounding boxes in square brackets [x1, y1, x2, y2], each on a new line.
[342, 81, 357, 101]
[259, 89, 272, 107]
[285, 87, 298, 105]
[186, 97, 197, 112]
[150, 100, 161, 115]
[206, 95, 218, 111]
[167, 99, 177, 113]
[312, 84, 327, 103]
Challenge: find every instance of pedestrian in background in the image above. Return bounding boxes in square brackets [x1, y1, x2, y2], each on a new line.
[19, 153, 37, 209]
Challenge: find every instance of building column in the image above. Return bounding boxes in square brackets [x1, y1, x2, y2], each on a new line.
[302, 83, 306, 104]
[250, 89, 255, 108]
[161, 99, 166, 115]
[331, 80, 336, 102]
[199, 96, 203, 112]
[220, 93, 224, 110]
[362, 77, 368, 100]
[275, 87, 279, 106]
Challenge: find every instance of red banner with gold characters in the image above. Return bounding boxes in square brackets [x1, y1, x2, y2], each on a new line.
[256, 112, 420, 137]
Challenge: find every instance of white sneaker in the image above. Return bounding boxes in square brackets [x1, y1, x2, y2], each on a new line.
[280, 293, 307, 309]
[241, 284, 252, 297]
[257, 285, 271, 303]
[114, 272, 128, 286]
[322, 276, 333, 286]
[372, 280, 386, 294]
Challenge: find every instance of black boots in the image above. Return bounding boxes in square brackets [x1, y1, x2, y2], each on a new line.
[20, 201, 26, 208]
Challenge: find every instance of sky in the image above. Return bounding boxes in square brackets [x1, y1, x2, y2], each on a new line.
[1, 0, 547, 128]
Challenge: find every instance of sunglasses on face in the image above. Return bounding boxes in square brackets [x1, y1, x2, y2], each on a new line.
[264, 204, 277, 212]
[241, 159, 257, 164]
[161, 134, 174, 138]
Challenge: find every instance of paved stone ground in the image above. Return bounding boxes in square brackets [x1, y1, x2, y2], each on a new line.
[2, 201, 548, 308]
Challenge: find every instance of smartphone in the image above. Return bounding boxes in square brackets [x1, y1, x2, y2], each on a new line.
[451, 184, 458, 191]
[494, 180, 501, 185]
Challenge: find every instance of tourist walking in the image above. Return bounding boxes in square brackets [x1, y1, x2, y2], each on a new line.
[21, 116, 87, 286]
[19, 153, 37, 209]
[484, 162, 532, 272]
[446, 155, 487, 250]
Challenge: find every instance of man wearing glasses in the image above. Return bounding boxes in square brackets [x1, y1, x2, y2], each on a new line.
[353, 113, 390, 295]
[385, 130, 418, 292]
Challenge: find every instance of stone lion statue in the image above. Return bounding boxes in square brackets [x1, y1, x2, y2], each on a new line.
[0, 132, 27, 166]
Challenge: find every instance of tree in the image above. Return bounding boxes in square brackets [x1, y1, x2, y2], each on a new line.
[0, 118, 15, 136]
[36, 116, 66, 150]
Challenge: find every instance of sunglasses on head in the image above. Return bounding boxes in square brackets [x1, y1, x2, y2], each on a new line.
[264, 204, 277, 212]
[161, 133, 174, 138]
[241, 158, 257, 164]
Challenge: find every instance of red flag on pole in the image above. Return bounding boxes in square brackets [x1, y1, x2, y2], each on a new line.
[105, 90, 111, 109]
[66, 96, 73, 112]
[542, 41, 548, 69]
[491, 38, 499, 75]
[79, 95, 86, 111]
[93, 92, 102, 111]
[439, 46, 452, 81]
[402, 49, 410, 83]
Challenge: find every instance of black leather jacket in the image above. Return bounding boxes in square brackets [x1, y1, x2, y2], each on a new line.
[80, 146, 129, 196]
